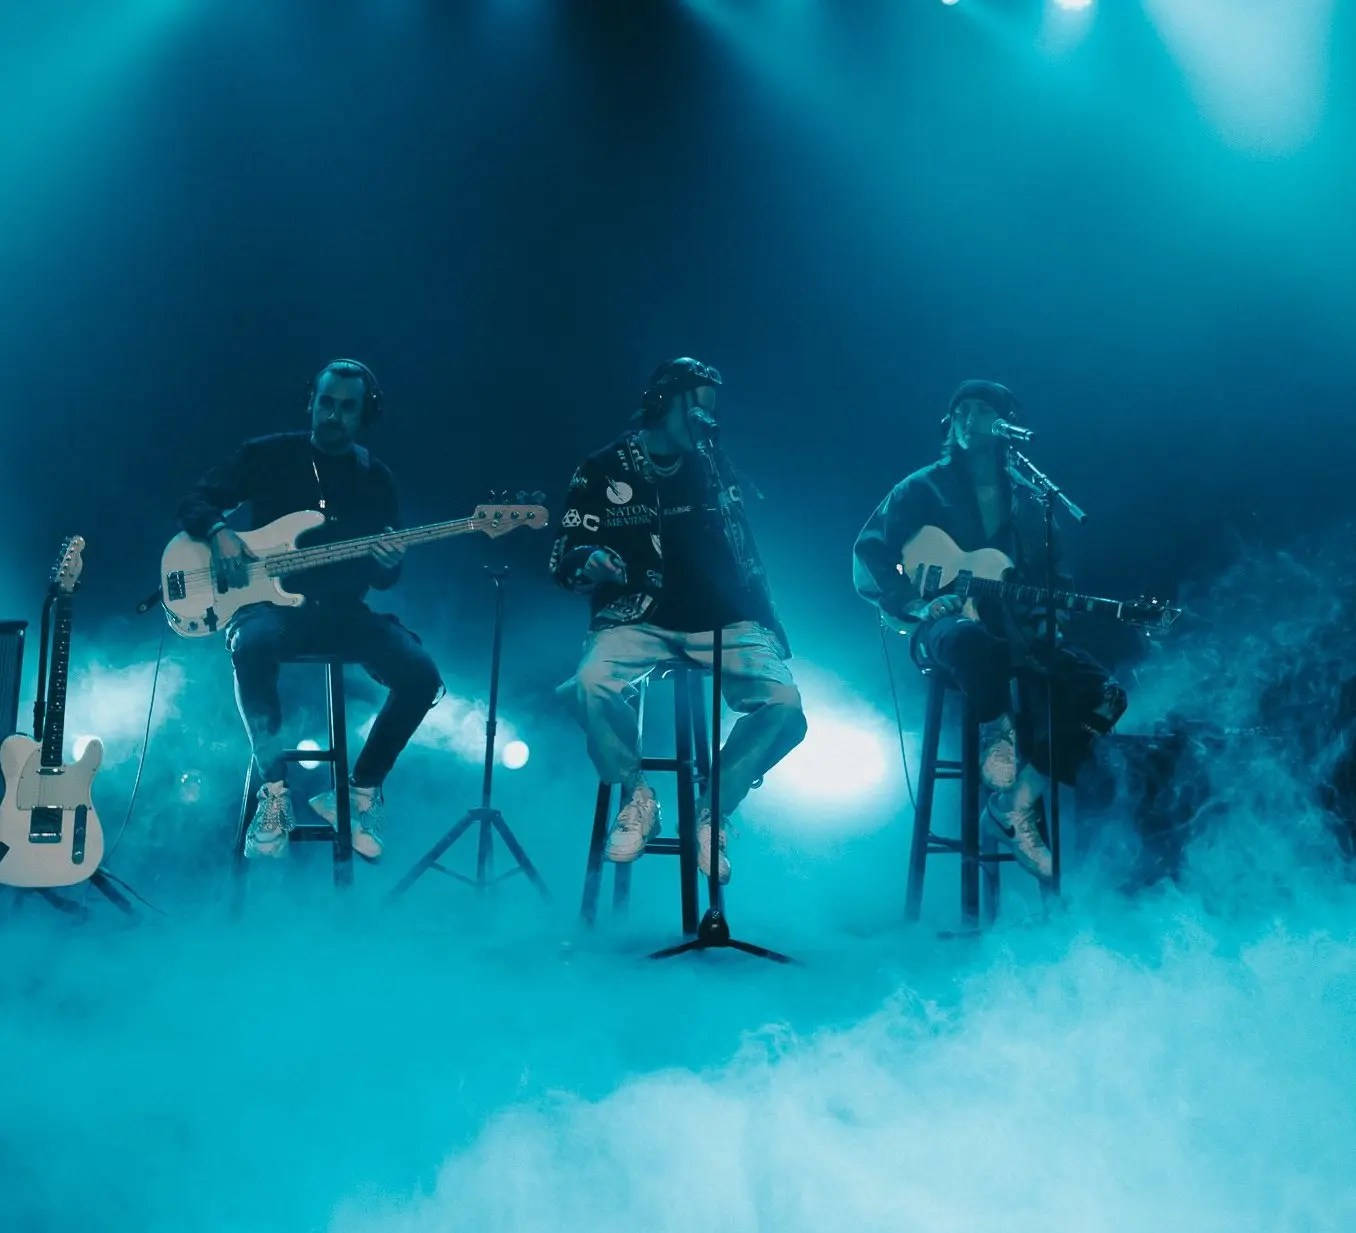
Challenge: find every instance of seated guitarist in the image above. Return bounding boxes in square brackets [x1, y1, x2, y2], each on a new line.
[852, 380, 1126, 879]
[176, 359, 442, 860]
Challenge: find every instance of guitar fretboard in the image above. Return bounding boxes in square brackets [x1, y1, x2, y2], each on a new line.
[40, 596, 73, 770]
[264, 516, 480, 576]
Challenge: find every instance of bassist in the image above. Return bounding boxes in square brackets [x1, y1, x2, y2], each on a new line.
[852, 380, 1126, 879]
[177, 359, 441, 861]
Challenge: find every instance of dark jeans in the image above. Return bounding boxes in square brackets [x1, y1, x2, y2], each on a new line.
[226, 602, 442, 786]
[916, 615, 1126, 786]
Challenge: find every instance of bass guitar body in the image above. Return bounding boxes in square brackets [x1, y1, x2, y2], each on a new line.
[0, 734, 105, 888]
[161, 510, 325, 636]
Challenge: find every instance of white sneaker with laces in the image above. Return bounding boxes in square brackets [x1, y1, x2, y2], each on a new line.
[979, 714, 1018, 792]
[309, 784, 385, 860]
[606, 782, 660, 862]
[246, 780, 294, 859]
[985, 792, 1053, 880]
[696, 809, 732, 885]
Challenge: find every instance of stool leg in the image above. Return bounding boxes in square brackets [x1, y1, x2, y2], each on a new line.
[327, 663, 353, 886]
[581, 783, 611, 925]
[230, 757, 261, 916]
[612, 860, 632, 914]
[981, 820, 1002, 925]
[960, 694, 981, 930]
[905, 678, 945, 922]
[674, 670, 699, 936]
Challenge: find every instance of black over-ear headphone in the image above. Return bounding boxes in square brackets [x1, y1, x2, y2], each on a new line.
[639, 356, 723, 423]
[307, 358, 385, 426]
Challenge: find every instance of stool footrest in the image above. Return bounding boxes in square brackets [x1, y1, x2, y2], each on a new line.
[290, 823, 339, 843]
[280, 749, 339, 764]
[639, 756, 686, 773]
[643, 838, 683, 855]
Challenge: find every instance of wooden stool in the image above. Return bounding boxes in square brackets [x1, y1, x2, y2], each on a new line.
[580, 666, 708, 935]
[231, 654, 354, 905]
[905, 669, 1011, 930]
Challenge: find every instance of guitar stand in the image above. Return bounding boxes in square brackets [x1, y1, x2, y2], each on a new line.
[650, 625, 794, 965]
[35, 870, 141, 919]
[387, 568, 550, 904]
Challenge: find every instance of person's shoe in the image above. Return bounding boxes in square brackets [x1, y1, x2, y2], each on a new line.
[245, 780, 294, 859]
[979, 714, 1018, 792]
[309, 783, 385, 861]
[985, 791, 1053, 880]
[605, 782, 660, 862]
[696, 809, 732, 885]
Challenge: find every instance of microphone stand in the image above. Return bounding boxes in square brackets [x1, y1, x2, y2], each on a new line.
[650, 411, 793, 964]
[386, 567, 550, 905]
[1006, 447, 1087, 898]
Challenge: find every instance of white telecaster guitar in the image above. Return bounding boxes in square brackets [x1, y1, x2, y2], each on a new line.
[899, 525, 1181, 631]
[160, 502, 549, 636]
[0, 537, 105, 889]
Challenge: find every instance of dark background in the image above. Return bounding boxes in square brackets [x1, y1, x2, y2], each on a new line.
[3, 0, 1353, 734]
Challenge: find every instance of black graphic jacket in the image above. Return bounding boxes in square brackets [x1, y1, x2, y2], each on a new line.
[549, 431, 791, 655]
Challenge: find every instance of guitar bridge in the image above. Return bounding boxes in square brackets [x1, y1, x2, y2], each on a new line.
[28, 805, 62, 844]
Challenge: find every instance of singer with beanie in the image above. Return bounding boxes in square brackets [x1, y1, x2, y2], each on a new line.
[852, 380, 1126, 881]
[550, 357, 806, 885]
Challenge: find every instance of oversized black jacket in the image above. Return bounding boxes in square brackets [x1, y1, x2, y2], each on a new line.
[852, 454, 1059, 629]
[549, 431, 790, 654]
[177, 431, 400, 604]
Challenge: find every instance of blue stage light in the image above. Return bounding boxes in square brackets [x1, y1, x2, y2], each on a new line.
[296, 738, 322, 770]
[501, 740, 530, 770]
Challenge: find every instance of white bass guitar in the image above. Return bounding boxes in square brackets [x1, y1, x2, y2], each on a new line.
[161, 502, 548, 636]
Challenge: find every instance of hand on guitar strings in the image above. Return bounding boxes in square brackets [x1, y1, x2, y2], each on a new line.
[369, 527, 405, 570]
[923, 594, 964, 622]
[210, 528, 255, 590]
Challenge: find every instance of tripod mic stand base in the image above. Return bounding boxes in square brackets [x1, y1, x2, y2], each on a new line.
[386, 807, 550, 904]
[649, 907, 795, 964]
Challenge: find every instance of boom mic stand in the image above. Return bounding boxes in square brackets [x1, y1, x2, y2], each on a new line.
[650, 418, 793, 963]
[1007, 447, 1087, 896]
[650, 624, 793, 963]
[387, 567, 550, 904]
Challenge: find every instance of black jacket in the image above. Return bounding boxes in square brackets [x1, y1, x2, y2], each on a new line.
[549, 431, 790, 654]
[177, 431, 400, 604]
[852, 455, 1059, 628]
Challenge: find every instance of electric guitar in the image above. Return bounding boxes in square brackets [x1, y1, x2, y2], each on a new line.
[0, 537, 105, 889]
[160, 501, 549, 636]
[898, 525, 1181, 632]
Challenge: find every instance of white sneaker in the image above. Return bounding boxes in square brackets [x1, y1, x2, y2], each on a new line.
[985, 792, 1053, 880]
[606, 783, 660, 862]
[979, 714, 1018, 792]
[246, 780, 294, 859]
[696, 810, 732, 885]
[310, 784, 385, 861]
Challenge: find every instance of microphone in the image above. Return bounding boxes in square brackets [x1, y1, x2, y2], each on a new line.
[689, 408, 720, 439]
[990, 419, 1033, 444]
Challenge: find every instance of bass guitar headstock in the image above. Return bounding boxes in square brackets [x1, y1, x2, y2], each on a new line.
[49, 536, 86, 595]
[1122, 595, 1182, 633]
[472, 492, 549, 539]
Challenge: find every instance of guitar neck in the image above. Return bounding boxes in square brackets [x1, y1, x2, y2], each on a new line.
[40, 594, 73, 769]
[964, 575, 1125, 622]
[264, 516, 478, 576]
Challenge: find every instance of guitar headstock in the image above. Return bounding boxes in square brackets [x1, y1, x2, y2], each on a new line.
[1123, 595, 1182, 633]
[49, 536, 86, 595]
[472, 493, 550, 539]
